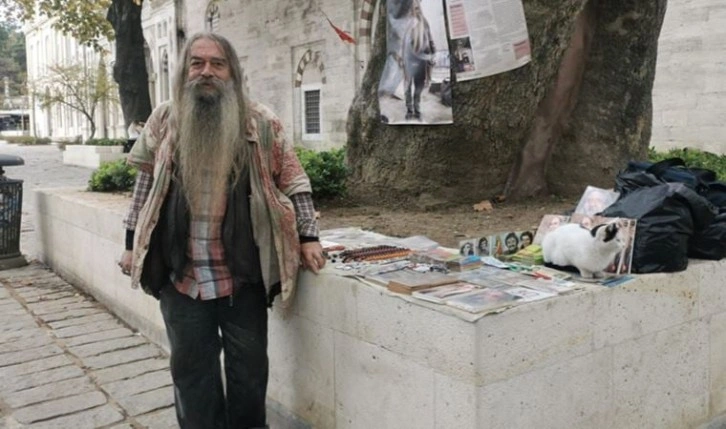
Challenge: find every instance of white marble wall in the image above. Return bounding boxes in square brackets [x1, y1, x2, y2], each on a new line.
[652, 0, 726, 154]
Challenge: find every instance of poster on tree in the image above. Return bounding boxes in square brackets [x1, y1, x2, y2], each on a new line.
[446, 0, 531, 81]
[378, 0, 453, 125]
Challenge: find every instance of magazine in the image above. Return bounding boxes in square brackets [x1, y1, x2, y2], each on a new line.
[456, 268, 512, 288]
[515, 278, 579, 295]
[502, 285, 556, 302]
[574, 186, 620, 216]
[445, 288, 520, 313]
[412, 282, 479, 304]
[533, 214, 571, 245]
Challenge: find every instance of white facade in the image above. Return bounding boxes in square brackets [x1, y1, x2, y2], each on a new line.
[24, 17, 125, 141]
[174, 0, 366, 150]
[25, 0, 371, 149]
[141, 0, 178, 108]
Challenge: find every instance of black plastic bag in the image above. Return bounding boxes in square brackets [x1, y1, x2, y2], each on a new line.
[690, 211, 726, 260]
[602, 183, 716, 273]
[622, 158, 712, 195]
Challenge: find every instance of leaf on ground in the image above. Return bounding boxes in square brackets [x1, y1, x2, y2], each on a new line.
[473, 200, 494, 212]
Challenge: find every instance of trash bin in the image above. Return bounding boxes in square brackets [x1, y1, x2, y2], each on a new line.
[123, 138, 136, 153]
[0, 154, 27, 269]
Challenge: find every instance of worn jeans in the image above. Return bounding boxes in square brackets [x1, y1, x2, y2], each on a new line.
[160, 281, 269, 429]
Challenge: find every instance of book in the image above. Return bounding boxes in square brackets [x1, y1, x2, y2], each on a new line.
[510, 244, 544, 265]
[502, 285, 557, 302]
[412, 282, 479, 304]
[445, 288, 520, 313]
[446, 254, 484, 272]
[373, 269, 459, 295]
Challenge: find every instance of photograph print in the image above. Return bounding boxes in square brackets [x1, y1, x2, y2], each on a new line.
[378, 0, 453, 125]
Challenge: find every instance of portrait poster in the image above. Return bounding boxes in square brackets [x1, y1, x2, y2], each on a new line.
[446, 0, 531, 82]
[460, 230, 535, 259]
[574, 186, 620, 216]
[378, 0, 453, 125]
[532, 214, 570, 245]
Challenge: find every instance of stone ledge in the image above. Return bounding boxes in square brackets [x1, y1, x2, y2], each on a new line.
[34, 187, 726, 429]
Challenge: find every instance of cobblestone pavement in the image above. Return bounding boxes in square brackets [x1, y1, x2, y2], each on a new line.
[0, 263, 176, 428]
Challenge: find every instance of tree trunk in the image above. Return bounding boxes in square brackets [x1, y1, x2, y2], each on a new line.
[106, 0, 152, 129]
[347, 0, 668, 207]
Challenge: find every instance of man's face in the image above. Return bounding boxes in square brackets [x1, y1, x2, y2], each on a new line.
[187, 38, 232, 95]
[506, 237, 517, 251]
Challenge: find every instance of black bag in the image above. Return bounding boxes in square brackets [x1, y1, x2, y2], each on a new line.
[602, 183, 717, 273]
[690, 212, 726, 260]
[622, 158, 712, 195]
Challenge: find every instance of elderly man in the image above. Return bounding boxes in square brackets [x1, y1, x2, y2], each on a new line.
[118, 32, 325, 429]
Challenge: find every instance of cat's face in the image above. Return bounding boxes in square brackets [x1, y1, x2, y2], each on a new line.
[591, 221, 623, 250]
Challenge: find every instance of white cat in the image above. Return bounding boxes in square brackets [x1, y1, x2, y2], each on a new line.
[542, 221, 624, 279]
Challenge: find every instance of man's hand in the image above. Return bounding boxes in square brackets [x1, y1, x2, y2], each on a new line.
[300, 242, 326, 274]
[118, 250, 132, 276]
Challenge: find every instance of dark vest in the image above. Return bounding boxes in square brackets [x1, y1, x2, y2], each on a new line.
[141, 166, 262, 298]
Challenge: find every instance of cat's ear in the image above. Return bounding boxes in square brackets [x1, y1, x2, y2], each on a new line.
[603, 222, 619, 243]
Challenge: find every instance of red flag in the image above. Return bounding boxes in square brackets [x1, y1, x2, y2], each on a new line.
[322, 11, 356, 44]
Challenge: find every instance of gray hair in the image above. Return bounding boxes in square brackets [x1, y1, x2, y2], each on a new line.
[172, 32, 247, 120]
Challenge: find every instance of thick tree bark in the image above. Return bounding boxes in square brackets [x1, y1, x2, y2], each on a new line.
[347, 0, 668, 207]
[106, 0, 152, 128]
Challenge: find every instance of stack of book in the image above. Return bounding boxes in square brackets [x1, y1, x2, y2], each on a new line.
[510, 244, 544, 266]
[366, 269, 459, 295]
[445, 255, 484, 272]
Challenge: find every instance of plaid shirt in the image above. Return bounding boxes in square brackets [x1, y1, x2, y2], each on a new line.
[124, 101, 319, 302]
[124, 169, 318, 300]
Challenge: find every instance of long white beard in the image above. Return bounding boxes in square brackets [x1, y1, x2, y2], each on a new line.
[176, 78, 243, 214]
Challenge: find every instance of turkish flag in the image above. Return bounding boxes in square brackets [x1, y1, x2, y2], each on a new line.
[324, 15, 356, 44]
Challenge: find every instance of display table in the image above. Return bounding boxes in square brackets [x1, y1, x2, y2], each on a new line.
[34, 187, 726, 429]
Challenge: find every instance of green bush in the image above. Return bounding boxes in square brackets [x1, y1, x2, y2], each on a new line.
[295, 147, 348, 200]
[2, 136, 51, 145]
[648, 147, 726, 180]
[85, 138, 126, 146]
[88, 159, 137, 192]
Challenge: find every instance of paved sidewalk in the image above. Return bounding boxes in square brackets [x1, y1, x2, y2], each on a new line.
[0, 263, 176, 428]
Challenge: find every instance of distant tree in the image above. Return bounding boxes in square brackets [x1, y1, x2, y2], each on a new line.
[38, 56, 118, 140]
[1, 0, 151, 127]
[0, 21, 26, 98]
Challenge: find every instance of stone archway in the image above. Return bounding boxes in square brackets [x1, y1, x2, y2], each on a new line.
[293, 49, 326, 88]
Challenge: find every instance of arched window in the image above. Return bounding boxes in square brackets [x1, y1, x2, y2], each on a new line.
[160, 50, 170, 102]
[205, 2, 220, 32]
